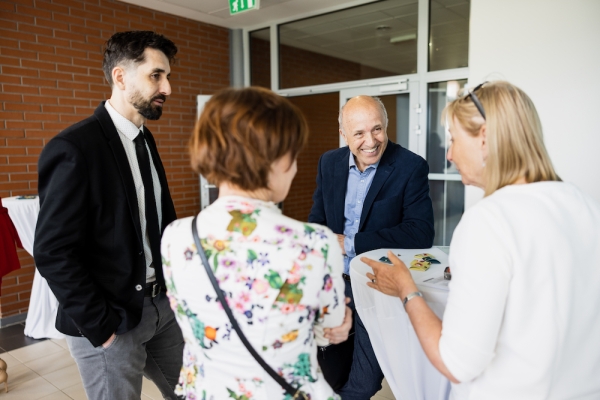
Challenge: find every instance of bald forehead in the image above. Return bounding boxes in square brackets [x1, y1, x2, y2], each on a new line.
[342, 96, 384, 123]
[345, 95, 378, 111]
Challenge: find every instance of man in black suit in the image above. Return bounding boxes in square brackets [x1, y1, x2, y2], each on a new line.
[34, 31, 184, 400]
[308, 95, 434, 399]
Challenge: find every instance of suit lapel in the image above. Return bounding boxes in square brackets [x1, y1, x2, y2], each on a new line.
[94, 103, 144, 247]
[333, 150, 350, 233]
[359, 143, 397, 231]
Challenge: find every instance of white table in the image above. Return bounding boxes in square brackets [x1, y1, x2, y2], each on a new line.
[350, 247, 451, 400]
[2, 196, 64, 339]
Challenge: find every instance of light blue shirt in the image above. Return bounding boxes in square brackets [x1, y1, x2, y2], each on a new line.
[343, 154, 379, 274]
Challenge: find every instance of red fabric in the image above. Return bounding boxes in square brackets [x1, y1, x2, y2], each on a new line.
[0, 198, 22, 295]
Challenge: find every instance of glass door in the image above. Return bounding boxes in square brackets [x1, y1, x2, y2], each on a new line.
[426, 80, 467, 246]
[196, 95, 218, 211]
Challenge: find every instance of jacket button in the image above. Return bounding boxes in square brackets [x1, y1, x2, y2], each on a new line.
[139, 251, 143, 256]
[135, 284, 142, 291]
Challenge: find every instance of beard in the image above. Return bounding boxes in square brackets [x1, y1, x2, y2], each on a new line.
[130, 91, 166, 120]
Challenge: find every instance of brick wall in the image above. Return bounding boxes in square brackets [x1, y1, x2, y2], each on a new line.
[285, 93, 340, 222]
[0, 0, 230, 319]
[250, 36, 270, 89]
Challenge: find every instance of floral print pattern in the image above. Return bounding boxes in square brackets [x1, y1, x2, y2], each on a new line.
[162, 196, 344, 399]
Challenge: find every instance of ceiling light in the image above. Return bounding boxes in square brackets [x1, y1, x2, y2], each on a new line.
[390, 33, 417, 44]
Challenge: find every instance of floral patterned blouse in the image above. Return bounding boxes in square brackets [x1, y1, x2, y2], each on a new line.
[161, 196, 345, 400]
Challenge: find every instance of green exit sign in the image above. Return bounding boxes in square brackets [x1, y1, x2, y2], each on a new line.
[229, 0, 260, 15]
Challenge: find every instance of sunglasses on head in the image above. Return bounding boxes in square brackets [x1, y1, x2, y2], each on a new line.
[464, 82, 487, 120]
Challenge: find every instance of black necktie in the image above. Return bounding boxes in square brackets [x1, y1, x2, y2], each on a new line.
[134, 131, 161, 268]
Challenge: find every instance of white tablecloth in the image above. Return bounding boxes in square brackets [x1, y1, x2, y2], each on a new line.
[2, 196, 64, 339]
[350, 247, 451, 400]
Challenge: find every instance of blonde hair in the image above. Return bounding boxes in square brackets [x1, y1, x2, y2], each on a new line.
[442, 81, 560, 196]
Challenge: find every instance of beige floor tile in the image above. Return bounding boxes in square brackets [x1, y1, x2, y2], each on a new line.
[2, 362, 40, 388]
[0, 375, 59, 400]
[141, 376, 164, 399]
[24, 349, 75, 376]
[8, 340, 64, 364]
[42, 364, 82, 390]
[62, 382, 87, 400]
[141, 394, 154, 400]
[38, 392, 74, 400]
[372, 378, 396, 400]
[50, 339, 69, 350]
[0, 352, 22, 369]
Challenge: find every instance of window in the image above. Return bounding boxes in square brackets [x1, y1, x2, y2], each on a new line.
[279, 0, 418, 89]
[427, 80, 467, 245]
[250, 28, 271, 88]
[429, 0, 470, 71]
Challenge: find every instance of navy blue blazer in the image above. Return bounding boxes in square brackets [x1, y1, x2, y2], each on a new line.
[308, 141, 434, 255]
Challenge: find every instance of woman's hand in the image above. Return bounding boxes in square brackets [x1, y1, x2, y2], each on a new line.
[324, 298, 352, 344]
[364, 251, 418, 299]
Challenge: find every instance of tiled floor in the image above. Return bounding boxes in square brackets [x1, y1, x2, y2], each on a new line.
[0, 323, 395, 399]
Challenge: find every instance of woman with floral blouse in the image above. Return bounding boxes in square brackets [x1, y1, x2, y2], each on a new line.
[161, 87, 351, 400]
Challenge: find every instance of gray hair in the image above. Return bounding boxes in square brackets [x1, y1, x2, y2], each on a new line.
[338, 96, 389, 135]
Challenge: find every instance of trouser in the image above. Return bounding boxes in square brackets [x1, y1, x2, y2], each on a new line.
[318, 279, 384, 399]
[66, 291, 184, 400]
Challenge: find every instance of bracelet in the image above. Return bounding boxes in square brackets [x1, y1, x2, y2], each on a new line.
[403, 291, 423, 308]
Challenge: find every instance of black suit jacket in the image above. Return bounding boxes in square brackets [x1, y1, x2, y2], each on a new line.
[34, 102, 177, 347]
[308, 141, 434, 254]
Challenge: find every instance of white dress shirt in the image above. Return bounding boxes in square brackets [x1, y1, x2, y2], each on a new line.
[105, 101, 162, 283]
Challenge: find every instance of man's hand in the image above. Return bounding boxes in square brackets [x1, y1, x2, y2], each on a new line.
[323, 298, 352, 344]
[336, 234, 346, 255]
[102, 332, 117, 349]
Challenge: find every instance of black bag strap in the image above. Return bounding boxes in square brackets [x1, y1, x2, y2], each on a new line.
[191, 216, 307, 399]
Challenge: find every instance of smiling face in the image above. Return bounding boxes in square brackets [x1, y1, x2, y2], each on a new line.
[340, 97, 388, 171]
[446, 116, 487, 188]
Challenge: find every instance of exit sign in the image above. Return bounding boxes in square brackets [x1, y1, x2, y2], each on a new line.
[229, 0, 260, 15]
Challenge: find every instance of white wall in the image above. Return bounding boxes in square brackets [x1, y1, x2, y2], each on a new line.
[468, 0, 600, 204]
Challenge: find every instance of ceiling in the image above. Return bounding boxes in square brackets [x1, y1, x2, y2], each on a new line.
[118, 0, 377, 30]
[119, 0, 469, 77]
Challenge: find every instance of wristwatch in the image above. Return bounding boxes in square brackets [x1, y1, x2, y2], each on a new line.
[403, 291, 423, 308]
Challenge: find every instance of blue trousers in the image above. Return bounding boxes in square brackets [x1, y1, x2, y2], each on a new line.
[318, 280, 384, 399]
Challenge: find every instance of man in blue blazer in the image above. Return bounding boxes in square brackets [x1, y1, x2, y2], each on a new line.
[309, 95, 434, 399]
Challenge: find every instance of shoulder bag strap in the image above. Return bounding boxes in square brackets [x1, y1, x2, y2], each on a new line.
[191, 216, 307, 399]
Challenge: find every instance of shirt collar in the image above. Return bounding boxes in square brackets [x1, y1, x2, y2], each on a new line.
[104, 100, 144, 141]
[348, 152, 380, 172]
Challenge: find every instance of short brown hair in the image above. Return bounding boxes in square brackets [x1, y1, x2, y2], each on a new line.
[443, 81, 560, 196]
[190, 86, 309, 191]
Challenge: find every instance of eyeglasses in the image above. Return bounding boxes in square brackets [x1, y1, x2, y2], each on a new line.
[464, 82, 487, 120]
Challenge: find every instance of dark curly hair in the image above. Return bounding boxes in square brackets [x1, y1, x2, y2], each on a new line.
[102, 31, 177, 87]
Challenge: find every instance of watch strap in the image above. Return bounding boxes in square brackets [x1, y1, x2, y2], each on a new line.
[403, 291, 423, 308]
